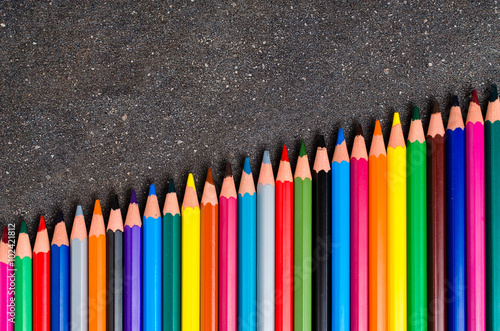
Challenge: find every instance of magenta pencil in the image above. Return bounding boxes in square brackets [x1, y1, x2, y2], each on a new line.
[1, 227, 14, 331]
[466, 90, 485, 330]
[219, 163, 238, 331]
[350, 125, 369, 330]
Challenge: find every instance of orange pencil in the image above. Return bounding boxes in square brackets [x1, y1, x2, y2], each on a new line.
[368, 120, 387, 330]
[201, 168, 219, 331]
[89, 200, 106, 331]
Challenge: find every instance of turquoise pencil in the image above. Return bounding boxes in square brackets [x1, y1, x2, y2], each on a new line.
[238, 158, 257, 331]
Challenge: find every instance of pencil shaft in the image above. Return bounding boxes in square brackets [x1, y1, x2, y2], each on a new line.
[14, 256, 32, 331]
[124, 225, 142, 331]
[89, 234, 106, 331]
[143, 214, 162, 330]
[51, 244, 69, 331]
[33, 251, 50, 331]
[70, 238, 88, 331]
[164, 213, 181, 331]
[201, 202, 218, 331]
[106, 230, 124, 331]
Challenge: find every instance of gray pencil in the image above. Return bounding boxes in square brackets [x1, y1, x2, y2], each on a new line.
[257, 151, 275, 331]
[70, 206, 88, 331]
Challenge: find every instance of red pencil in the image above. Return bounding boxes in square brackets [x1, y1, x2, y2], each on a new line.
[275, 145, 294, 331]
[33, 216, 50, 331]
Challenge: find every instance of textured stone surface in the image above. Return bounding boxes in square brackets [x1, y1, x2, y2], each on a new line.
[0, 1, 498, 238]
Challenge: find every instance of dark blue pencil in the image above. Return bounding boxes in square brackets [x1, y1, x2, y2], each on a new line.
[51, 211, 69, 331]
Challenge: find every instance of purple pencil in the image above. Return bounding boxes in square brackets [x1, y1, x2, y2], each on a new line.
[124, 190, 142, 331]
[466, 90, 485, 330]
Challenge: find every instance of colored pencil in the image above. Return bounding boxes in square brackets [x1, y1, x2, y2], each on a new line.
[257, 151, 275, 331]
[220, 163, 238, 331]
[407, 107, 427, 330]
[427, 102, 446, 331]
[445, 96, 466, 331]
[182, 173, 201, 331]
[312, 136, 331, 331]
[33, 215, 50, 331]
[1, 226, 14, 331]
[238, 159, 257, 331]
[293, 141, 312, 331]
[486, 84, 500, 330]
[89, 200, 106, 331]
[332, 128, 350, 330]
[70, 206, 88, 331]
[388, 112, 407, 331]
[368, 120, 387, 331]
[143, 184, 162, 330]
[466, 90, 485, 330]
[15, 221, 32, 331]
[51, 212, 69, 331]
[163, 181, 181, 331]
[201, 169, 219, 331]
[275, 146, 294, 331]
[350, 124, 368, 330]
[124, 190, 142, 331]
[107, 196, 124, 331]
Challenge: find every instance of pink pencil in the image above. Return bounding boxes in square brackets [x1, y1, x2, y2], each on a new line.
[219, 163, 237, 331]
[466, 90, 485, 330]
[350, 125, 369, 330]
[1, 227, 14, 331]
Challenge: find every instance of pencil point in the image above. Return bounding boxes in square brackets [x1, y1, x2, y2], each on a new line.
[187, 173, 196, 189]
[262, 151, 271, 164]
[433, 101, 440, 114]
[168, 180, 176, 193]
[20, 221, 27, 234]
[374, 120, 383, 135]
[318, 135, 326, 148]
[452, 95, 460, 107]
[281, 145, 289, 162]
[299, 140, 307, 157]
[243, 158, 251, 174]
[471, 89, 479, 105]
[130, 189, 138, 204]
[38, 216, 46, 232]
[57, 210, 64, 223]
[356, 123, 363, 136]
[206, 168, 214, 184]
[93, 200, 102, 216]
[112, 195, 120, 210]
[225, 162, 233, 177]
[412, 107, 420, 120]
[148, 184, 157, 197]
[336, 128, 345, 145]
[491, 84, 498, 102]
[76, 205, 84, 216]
[392, 112, 401, 126]
[2, 227, 7, 243]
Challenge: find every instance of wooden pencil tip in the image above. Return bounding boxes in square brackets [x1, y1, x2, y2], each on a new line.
[373, 120, 383, 135]
[453, 95, 460, 107]
[471, 89, 479, 104]
[392, 112, 401, 126]
[281, 145, 289, 162]
[93, 200, 102, 216]
[112, 195, 120, 210]
[38, 216, 46, 232]
[491, 84, 498, 102]
[432, 101, 440, 114]
[299, 140, 307, 157]
[262, 151, 271, 164]
[57, 210, 64, 223]
[206, 168, 214, 184]
[130, 190, 138, 204]
[412, 107, 420, 120]
[243, 158, 251, 174]
[225, 162, 233, 177]
[148, 184, 157, 197]
[336, 128, 345, 145]
[20, 221, 27, 234]
[187, 173, 196, 190]
[318, 135, 326, 148]
[167, 180, 176, 193]
[76, 205, 84, 216]
[2, 227, 7, 243]
[356, 123, 363, 136]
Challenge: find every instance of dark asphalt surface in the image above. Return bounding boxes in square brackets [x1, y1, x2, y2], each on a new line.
[0, 1, 499, 239]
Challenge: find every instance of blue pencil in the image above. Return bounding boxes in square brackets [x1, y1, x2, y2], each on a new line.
[332, 128, 350, 330]
[238, 157, 257, 331]
[446, 96, 466, 330]
[143, 184, 162, 330]
[51, 211, 69, 331]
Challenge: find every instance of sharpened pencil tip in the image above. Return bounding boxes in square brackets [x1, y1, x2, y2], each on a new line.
[412, 107, 420, 120]
[299, 140, 307, 157]
[471, 89, 479, 104]
[148, 184, 157, 196]
[2, 227, 7, 243]
[206, 168, 214, 184]
[57, 210, 64, 223]
[356, 123, 363, 136]
[491, 84, 498, 102]
[130, 190, 138, 204]
[281, 145, 289, 162]
[336, 128, 345, 145]
[452, 95, 460, 107]
[93, 200, 102, 216]
[112, 195, 120, 210]
[20, 221, 27, 234]
[432, 101, 440, 114]
[262, 151, 271, 164]
[374, 120, 383, 135]
[318, 135, 326, 148]
[243, 158, 251, 174]
[187, 173, 196, 189]
[392, 112, 401, 126]
[167, 180, 175, 193]
[38, 216, 46, 232]
[225, 162, 232, 177]
[76, 205, 84, 216]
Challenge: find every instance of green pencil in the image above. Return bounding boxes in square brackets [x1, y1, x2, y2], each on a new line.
[486, 83, 500, 329]
[407, 107, 427, 330]
[163, 180, 181, 331]
[294, 141, 313, 331]
[15, 221, 32, 331]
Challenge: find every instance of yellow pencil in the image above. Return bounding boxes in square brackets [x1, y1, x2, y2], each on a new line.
[182, 173, 201, 331]
[387, 113, 407, 331]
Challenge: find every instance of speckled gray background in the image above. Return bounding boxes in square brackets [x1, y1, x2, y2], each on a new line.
[0, 1, 499, 239]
